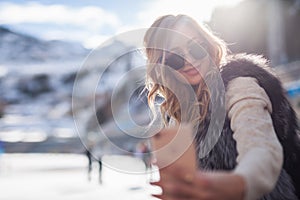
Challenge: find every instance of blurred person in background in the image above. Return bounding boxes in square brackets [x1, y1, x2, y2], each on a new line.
[134, 141, 152, 171]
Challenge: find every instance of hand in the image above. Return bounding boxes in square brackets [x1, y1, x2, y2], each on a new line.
[151, 166, 246, 200]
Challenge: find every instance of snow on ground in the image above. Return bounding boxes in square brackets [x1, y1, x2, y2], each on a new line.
[0, 153, 161, 200]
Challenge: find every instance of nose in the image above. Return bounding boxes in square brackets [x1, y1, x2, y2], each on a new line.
[182, 48, 196, 65]
[183, 53, 196, 68]
[179, 58, 194, 72]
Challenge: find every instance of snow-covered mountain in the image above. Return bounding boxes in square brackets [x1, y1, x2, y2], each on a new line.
[0, 27, 148, 154]
[0, 26, 89, 63]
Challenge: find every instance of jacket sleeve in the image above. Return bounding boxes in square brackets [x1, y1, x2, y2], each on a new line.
[226, 76, 283, 200]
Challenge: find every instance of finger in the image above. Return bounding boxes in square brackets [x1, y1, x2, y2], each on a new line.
[157, 168, 215, 199]
[153, 177, 211, 199]
[151, 179, 190, 198]
[160, 165, 195, 184]
[171, 179, 213, 199]
[152, 194, 192, 200]
[194, 171, 212, 189]
[159, 171, 180, 182]
[151, 194, 170, 200]
[160, 167, 211, 187]
[150, 180, 163, 187]
[160, 165, 186, 175]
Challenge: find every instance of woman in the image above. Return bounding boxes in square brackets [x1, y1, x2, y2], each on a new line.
[143, 14, 300, 200]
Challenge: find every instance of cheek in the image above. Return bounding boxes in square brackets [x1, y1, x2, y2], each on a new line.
[200, 57, 210, 74]
[174, 71, 188, 84]
[173, 57, 211, 86]
[187, 74, 203, 85]
[177, 71, 203, 86]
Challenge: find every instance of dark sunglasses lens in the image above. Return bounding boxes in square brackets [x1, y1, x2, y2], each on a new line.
[189, 42, 208, 60]
[165, 53, 185, 70]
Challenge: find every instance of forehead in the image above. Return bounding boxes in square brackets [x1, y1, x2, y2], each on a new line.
[165, 23, 205, 50]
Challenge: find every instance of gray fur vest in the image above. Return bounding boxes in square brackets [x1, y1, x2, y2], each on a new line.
[195, 54, 300, 200]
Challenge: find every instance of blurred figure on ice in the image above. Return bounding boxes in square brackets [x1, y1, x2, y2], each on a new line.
[134, 141, 152, 171]
[85, 144, 103, 184]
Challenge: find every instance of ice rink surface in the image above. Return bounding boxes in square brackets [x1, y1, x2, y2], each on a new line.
[0, 153, 160, 200]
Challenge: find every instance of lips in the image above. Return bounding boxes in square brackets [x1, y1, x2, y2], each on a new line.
[183, 67, 200, 76]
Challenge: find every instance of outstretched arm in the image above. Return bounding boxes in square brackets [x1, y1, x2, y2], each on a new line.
[226, 76, 283, 200]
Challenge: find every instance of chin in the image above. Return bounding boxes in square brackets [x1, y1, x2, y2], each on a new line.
[187, 76, 203, 86]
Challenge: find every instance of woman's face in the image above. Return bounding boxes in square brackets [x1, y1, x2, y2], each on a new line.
[162, 24, 210, 86]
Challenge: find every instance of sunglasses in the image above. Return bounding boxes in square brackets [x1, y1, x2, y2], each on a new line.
[160, 40, 209, 70]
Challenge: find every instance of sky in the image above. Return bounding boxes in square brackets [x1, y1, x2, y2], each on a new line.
[0, 0, 243, 49]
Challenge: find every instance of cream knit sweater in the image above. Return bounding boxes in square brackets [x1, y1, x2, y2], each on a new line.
[226, 77, 283, 200]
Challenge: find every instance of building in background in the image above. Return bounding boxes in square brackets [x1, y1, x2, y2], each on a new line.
[209, 0, 300, 117]
[210, 0, 300, 65]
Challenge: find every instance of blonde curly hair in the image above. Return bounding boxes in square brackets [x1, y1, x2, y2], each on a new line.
[144, 14, 228, 127]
